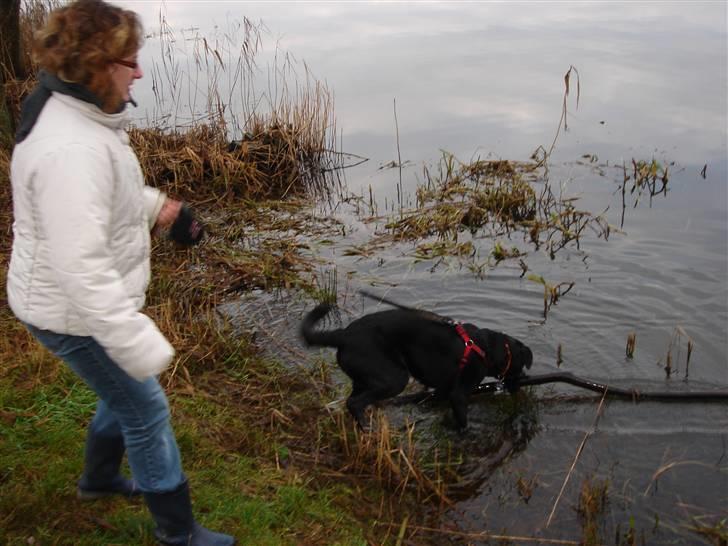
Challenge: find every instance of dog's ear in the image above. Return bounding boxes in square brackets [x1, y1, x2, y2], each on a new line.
[503, 340, 532, 393]
[521, 344, 533, 370]
[508, 340, 532, 372]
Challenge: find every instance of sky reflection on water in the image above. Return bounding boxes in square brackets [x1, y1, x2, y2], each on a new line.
[118, 1, 727, 172]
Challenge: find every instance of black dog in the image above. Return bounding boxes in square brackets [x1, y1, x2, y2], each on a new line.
[300, 301, 532, 430]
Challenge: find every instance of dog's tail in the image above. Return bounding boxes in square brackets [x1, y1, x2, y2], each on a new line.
[359, 289, 446, 322]
[300, 303, 347, 348]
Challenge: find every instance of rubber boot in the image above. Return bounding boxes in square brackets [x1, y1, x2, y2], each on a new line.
[77, 429, 139, 500]
[143, 480, 235, 545]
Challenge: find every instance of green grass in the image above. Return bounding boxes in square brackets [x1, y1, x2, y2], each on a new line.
[0, 351, 371, 545]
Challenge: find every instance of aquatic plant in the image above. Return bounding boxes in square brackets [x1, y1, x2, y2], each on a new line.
[577, 476, 610, 545]
[626, 332, 637, 359]
[660, 326, 695, 379]
[527, 274, 575, 320]
[619, 157, 672, 227]
[350, 149, 612, 286]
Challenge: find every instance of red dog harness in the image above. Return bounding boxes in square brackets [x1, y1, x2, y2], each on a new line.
[454, 323, 485, 370]
[453, 322, 512, 380]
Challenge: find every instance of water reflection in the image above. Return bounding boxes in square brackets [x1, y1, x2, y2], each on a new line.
[120, 1, 726, 168]
[445, 393, 541, 501]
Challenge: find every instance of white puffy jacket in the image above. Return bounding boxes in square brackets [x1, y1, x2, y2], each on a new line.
[7, 92, 175, 381]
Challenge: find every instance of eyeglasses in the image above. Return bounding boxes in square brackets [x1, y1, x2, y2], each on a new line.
[114, 58, 140, 70]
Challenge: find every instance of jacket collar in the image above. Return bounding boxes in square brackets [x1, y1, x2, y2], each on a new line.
[52, 92, 129, 131]
[15, 70, 128, 143]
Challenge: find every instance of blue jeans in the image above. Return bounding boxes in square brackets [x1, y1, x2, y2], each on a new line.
[25, 324, 184, 493]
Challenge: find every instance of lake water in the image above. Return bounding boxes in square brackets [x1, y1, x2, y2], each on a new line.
[120, 2, 727, 543]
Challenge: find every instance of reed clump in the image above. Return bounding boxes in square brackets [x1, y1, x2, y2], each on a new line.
[354, 151, 612, 274]
[402, 153, 538, 238]
[129, 116, 340, 203]
[342, 413, 450, 503]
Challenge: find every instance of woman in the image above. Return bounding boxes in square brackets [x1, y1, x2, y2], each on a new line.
[6, 1, 234, 544]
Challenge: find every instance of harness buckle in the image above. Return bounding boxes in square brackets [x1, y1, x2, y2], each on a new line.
[454, 322, 486, 371]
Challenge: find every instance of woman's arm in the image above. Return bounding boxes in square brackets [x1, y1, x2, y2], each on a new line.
[38, 146, 174, 381]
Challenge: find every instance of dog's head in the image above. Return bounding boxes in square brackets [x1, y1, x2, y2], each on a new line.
[467, 326, 532, 392]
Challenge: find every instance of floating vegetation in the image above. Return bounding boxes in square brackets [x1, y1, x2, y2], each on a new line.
[630, 158, 670, 199]
[412, 240, 475, 262]
[349, 151, 612, 280]
[490, 241, 524, 264]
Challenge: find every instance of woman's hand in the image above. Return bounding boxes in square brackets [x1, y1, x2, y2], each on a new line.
[153, 198, 182, 236]
[153, 198, 205, 245]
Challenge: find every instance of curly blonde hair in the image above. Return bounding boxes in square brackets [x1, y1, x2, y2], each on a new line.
[33, 0, 143, 113]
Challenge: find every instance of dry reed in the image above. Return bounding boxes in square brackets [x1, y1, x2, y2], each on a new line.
[546, 391, 608, 528]
[333, 411, 451, 506]
[351, 150, 612, 282]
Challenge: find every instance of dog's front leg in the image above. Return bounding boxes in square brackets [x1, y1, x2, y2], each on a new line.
[345, 394, 371, 431]
[448, 390, 469, 431]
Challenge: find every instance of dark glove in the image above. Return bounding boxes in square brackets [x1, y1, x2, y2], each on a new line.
[169, 205, 205, 246]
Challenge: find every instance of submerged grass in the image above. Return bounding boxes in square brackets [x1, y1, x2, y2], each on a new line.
[577, 476, 610, 545]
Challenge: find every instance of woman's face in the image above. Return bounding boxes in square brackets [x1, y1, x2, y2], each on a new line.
[109, 52, 143, 104]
